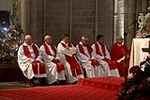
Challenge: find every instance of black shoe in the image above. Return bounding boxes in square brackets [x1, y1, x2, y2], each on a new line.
[30, 78, 36, 87]
[50, 81, 60, 86]
[59, 80, 67, 85]
[38, 78, 49, 86]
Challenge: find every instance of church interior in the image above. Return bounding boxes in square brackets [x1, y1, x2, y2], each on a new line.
[0, 0, 150, 100]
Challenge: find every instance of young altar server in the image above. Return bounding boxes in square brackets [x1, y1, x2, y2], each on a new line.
[111, 36, 130, 76]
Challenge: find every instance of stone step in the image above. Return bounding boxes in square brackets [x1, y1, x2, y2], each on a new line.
[77, 77, 124, 91]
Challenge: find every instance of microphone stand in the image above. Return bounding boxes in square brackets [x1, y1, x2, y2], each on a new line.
[124, 32, 128, 83]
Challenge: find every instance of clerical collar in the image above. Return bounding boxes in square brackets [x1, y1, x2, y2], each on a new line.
[79, 42, 86, 47]
[45, 42, 52, 45]
[97, 42, 103, 45]
[24, 42, 33, 46]
[61, 40, 67, 44]
[80, 42, 85, 46]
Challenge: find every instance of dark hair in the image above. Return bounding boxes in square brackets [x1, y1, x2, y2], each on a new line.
[62, 33, 70, 39]
[96, 34, 104, 41]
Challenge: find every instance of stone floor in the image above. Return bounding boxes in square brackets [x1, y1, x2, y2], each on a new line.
[0, 82, 30, 90]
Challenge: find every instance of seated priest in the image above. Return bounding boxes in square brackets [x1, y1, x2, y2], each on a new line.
[76, 35, 107, 77]
[18, 34, 47, 86]
[92, 34, 120, 77]
[57, 33, 84, 84]
[40, 35, 66, 85]
[111, 36, 130, 76]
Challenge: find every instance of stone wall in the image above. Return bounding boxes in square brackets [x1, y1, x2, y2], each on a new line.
[72, 0, 95, 45]
[2, 0, 150, 48]
[124, 0, 150, 47]
[0, 0, 11, 11]
[44, 0, 70, 45]
[97, 0, 114, 48]
[22, 0, 114, 48]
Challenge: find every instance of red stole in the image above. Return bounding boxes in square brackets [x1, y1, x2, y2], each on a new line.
[61, 42, 72, 48]
[43, 43, 64, 73]
[95, 42, 106, 56]
[23, 44, 46, 74]
[55, 61, 65, 73]
[32, 61, 46, 74]
[78, 43, 92, 57]
[43, 43, 57, 57]
[78, 43, 99, 66]
[61, 42, 83, 77]
[95, 42, 117, 69]
[65, 55, 83, 77]
[103, 58, 117, 69]
[23, 44, 39, 58]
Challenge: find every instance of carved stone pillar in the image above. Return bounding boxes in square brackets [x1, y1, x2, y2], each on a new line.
[113, 0, 125, 42]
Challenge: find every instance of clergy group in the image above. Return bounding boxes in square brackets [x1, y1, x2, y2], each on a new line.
[18, 33, 130, 86]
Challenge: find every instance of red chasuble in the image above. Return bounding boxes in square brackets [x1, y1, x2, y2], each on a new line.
[78, 43, 99, 66]
[23, 44, 46, 74]
[111, 43, 130, 76]
[95, 42, 117, 69]
[61, 42, 83, 77]
[43, 43, 64, 73]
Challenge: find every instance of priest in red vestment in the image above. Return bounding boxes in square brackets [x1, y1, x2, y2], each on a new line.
[111, 36, 130, 76]
[57, 33, 84, 84]
[92, 34, 120, 77]
[40, 35, 66, 85]
[18, 34, 47, 86]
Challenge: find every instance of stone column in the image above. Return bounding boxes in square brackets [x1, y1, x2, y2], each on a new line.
[113, 0, 124, 43]
[125, 0, 136, 47]
[114, 0, 118, 42]
[20, 0, 28, 33]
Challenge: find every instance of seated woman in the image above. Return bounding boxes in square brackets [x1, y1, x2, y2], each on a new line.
[111, 36, 130, 76]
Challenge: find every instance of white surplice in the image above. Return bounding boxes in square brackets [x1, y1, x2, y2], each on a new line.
[76, 42, 105, 78]
[92, 42, 120, 77]
[18, 43, 47, 79]
[57, 41, 84, 83]
[40, 43, 66, 84]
